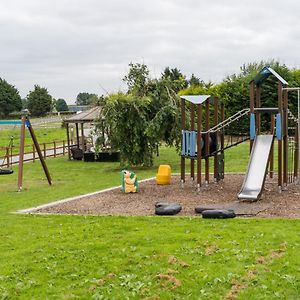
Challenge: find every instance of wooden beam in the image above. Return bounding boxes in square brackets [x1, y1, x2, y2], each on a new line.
[205, 100, 210, 184]
[278, 81, 283, 190]
[80, 123, 85, 151]
[283, 88, 288, 186]
[197, 104, 202, 189]
[75, 123, 80, 148]
[27, 117, 52, 186]
[270, 114, 275, 178]
[66, 123, 71, 160]
[181, 98, 185, 183]
[256, 85, 261, 134]
[213, 97, 219, 181]
[249, 81, 255, 151]
[17, 115, 26, 192]
[190, 103, 195, 180]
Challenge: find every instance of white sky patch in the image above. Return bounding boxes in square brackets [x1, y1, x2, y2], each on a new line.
[0, 0, 299, 103]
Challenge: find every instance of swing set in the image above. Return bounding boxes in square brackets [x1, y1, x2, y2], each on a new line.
[0, 111, 52, 191]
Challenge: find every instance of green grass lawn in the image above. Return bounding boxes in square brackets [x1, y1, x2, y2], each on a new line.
[0, 145, 299, 299]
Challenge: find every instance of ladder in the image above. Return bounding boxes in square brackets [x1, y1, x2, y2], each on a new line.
[287, 109, 298, 123]
[205, 108, 250, 133]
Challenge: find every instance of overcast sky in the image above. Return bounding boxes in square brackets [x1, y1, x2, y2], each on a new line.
[1, 0, 299, 103]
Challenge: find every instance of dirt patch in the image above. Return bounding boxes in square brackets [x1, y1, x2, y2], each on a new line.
[35, 175, 300, 218]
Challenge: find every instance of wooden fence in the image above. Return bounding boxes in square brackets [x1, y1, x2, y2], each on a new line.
[0, 140, 76, 167]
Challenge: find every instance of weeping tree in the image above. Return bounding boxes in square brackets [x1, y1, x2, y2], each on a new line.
[94, 63, 182, 167]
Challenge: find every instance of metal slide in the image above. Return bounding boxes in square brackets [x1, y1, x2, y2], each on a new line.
[238, 135, 274, 200]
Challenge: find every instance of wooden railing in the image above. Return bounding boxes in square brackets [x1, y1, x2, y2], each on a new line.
[0, 140, 76, 167]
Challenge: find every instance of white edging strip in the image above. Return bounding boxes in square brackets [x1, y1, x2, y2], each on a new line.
[15, 177, 156, 214]
[15, 173, 247, 215]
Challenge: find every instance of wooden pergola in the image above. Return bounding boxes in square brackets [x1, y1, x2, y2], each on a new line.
[64, 106, 102, 160]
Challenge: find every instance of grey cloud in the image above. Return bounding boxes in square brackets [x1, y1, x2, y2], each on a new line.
[0, 0, 299, 102]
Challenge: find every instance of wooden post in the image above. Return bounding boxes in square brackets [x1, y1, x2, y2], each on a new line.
[66, 123, 71, 160]
[283, 88, 288, 187]
[190, 103, 195, 180]
[6, 147, 9, 168]
[250, 81, 255, 151]
[81, 123, 85, 151]
[270, 114, 275, 178]
[54, 141, 56, 157]
[43, 143, 46, 159]
[221, 103, 225, 156]
[197, 104, 202, 189]
[75, 123, 80, 148]
[294, 125, 299, 180]
[213, 97, 219, 181]
[27, 117, 52, 186]
[32, 144, 36, 162]
[205, 100, 210, 185]
[63, 140, 66, 156]
[180, 98, 186, 184]
[17, 115, 26, 192]
[278, 81, 283, 191]
[256, 85, 261, 135]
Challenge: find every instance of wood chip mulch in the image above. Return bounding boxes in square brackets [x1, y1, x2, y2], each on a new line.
[35, 175, 300, 218]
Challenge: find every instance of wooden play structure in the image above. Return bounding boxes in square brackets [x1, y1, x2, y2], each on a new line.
[180, 66, 299, 200]
[0, 110, 52, 191]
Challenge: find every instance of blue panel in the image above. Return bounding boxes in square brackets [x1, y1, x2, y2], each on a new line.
[190, 131, 196, 156]
[276, 113, 282, 140]
[186, 131, 190, 156]
[250, 113, 256, 140]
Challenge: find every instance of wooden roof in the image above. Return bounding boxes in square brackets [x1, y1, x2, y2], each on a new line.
[64, 106, 102, 123]
[253, 67, 289, 85]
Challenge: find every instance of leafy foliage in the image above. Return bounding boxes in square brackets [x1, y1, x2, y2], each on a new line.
[75, 92, 100, 106]
[55, 98, 69, 112]
[27, 85, 52, 117]
[123, 63, 150, 97]
[0, 78, 22, 118]
[95, 63, 182, 166]
[98, 93, 154, 166]
[214, 61, 293, 134]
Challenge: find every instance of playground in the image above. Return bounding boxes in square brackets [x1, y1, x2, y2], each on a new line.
[1, 66, 300, 299]
[32, 174, 300, 217]
[21, 66, 300, 219]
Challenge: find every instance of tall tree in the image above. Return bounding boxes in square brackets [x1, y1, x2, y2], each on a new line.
[123, 62, 150, 97]
[27, 85, 52, 117]
[55, 98, 69, 112]
[161, 67, 188, 92]
[188, 73, 204, 86]
[76, 92, 99, 105]
[0, 78, 22, 118]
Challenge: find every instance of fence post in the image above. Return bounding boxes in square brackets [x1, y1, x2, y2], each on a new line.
[43, 143, 46, 159]
[6, 147, 9, 168]
[63, 140, 65, 155]
[54, 141, 56, 157]
[32, 144, 35, 162]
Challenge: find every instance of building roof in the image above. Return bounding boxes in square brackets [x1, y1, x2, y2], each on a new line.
[180, 95, 211, 104]
[253, 67, 289, 85]
[64, 106, 102, 123]
[67, 105, 90, 112]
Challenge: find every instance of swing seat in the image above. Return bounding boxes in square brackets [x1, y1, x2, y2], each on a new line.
[0, 169, 14, 175]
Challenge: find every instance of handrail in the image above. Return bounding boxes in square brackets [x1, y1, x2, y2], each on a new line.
[204, 108, 250, 133]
